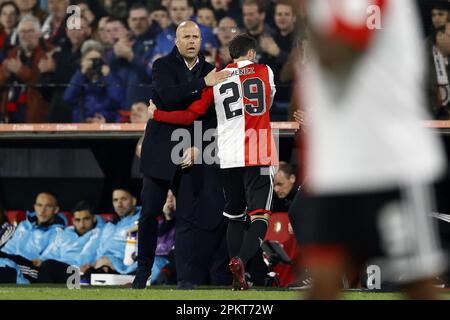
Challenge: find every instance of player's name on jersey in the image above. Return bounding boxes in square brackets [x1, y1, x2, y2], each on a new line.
[230, 67, 255, 77]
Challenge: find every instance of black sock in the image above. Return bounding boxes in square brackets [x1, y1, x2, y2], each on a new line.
[226, 216, 247, 259]
[238, 217, 268, 265]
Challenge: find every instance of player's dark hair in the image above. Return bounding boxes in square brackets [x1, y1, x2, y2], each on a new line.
[72, 201, 94, 216]
[229, 34, 257, 59]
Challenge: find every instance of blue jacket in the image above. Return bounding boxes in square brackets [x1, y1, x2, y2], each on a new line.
[63, 70, 124, 122]
[153, 22, 218, 58]
[40, 216, 105, 267]
[0, 212, 65, 284]
[95, 207, 141, 274]
[108, 24, 161, 109]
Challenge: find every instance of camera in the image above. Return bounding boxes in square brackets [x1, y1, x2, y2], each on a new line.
[91, 58, 104, 75]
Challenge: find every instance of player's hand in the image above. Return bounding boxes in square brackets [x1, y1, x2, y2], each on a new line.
[95, 256, 113, 269]
[204, 68, 231, 87]
[80, 264, 92, 274]
[32, 259, 42, 267]
[293, 110, 305, 126]
[181, 146, 200, 169]
[147, 99, 157, 119]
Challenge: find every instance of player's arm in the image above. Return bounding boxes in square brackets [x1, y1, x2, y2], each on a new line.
[149, 87, 214, 125]
[267, 66, 276, 109]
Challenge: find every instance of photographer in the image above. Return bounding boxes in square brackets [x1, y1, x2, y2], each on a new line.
[63, 40, 123, 123]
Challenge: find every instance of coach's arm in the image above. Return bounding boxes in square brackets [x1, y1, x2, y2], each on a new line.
[152, 59, 229, 106]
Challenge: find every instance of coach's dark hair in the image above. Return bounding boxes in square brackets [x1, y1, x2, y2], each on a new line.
[278, 162, 296, 179]
[72, 201, 95, 216]
[229, 34, 257, 59]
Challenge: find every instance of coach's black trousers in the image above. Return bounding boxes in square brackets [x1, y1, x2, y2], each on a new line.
[38, 259, 70, 283]
[138, 176, 171, 270]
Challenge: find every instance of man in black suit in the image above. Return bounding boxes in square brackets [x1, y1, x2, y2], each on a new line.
[132, 21, 230, 289]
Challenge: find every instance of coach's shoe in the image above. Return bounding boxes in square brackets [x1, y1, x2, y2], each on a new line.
[229, 256, 249, 291]
[132, 268, 151, 289]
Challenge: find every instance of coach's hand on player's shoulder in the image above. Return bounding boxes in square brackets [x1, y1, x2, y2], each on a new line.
[181, 146, 200, 169]
[147, 99, 157, 119]
[204, 68, 231, 87]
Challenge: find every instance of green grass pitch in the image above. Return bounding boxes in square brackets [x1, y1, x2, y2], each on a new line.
[0, 285, 449, 300]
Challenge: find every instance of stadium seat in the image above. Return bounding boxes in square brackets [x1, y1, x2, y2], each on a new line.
[5, 210, 26, 225]
[264, 212, 301, 287]
[61, 211, 73, 226]
[98, 213, 115, 222]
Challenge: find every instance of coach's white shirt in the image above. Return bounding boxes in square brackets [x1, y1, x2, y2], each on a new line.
[303, 0, 446, 193]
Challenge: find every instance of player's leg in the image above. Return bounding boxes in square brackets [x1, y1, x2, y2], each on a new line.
[220, 167, 248, 290]
[238, 166, 275, 264]
[377, 184, 447, 299]
[226, 166, 275, 290]
[220, 167, 247, 258]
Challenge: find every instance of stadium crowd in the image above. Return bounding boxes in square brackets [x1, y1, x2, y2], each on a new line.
[0, 0, 302, 123]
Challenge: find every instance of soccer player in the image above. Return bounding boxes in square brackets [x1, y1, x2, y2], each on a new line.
[288, 0, 448, 299]
[147, 34, 278, 290]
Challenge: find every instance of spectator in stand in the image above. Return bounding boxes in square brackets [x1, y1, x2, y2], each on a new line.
[431, 1, 450, 30]
[259, 0, 297, 120]
[272, 162, 298, 212]
[242, 0, 274, 57]
[63, 39, 123, 123]
[73, 0, 96, 27]
[0, 203, 15, 249]
[214, 16, 239, 69]
[108, 4, 161, 111]
[103, 0, 128, 21]
[0, 1, 20, 62]
[41, 0, 70, 47]
[37, 201, 105, 284]
[95, 16, 111, 47]
[0, 15, 52, 123]
[153, 0, 218, 58]
[196, 5, 217, 29]
[426, 1, 450, 48]
[81, 188, 141, 281]
[129, 101, 150, 124]
[210, 0, 241, 26]
[104, 17, 128, 46]
[427, 23, 450, 120]
[151, 5, 171, 31]
[0, 192, 65, 284]
[14, 0, 46, 22]
[39, 15, 92, 123]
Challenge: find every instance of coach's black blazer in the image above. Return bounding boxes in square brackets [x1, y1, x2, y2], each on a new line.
[140, 47, 214, 180]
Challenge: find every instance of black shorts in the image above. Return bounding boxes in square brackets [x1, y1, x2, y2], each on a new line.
[220, 166, 276, 219]
[289, 184, 446, 283]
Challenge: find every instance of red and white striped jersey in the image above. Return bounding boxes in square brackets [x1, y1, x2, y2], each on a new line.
[213, 60, 278, 169]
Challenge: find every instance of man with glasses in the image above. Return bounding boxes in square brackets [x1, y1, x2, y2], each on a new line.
[0, 192, 65, 283]
[215, 17, 240, 69]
